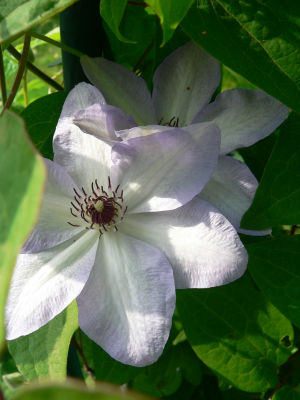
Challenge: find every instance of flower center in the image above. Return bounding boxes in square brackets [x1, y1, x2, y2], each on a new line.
[67, 177, 127, 236]
[159, 116, 179, 127]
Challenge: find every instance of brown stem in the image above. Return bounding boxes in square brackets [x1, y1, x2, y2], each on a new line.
[6, 45, 63, 91]
[71, 334, 94, 378]
[1, 34, 31, 115]
[133, 40, 154, 72]
[269, 351, 300, 399]
[290, 225, 297, 236]
[0, 387, 4, 400]
[0, 45, 7, 104]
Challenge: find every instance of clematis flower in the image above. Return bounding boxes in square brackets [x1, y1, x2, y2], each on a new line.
[5, 84, 248, 367]
[81, 41, 289, 234]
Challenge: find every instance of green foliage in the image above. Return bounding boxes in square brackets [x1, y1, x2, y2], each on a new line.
[273, 385, 300, 400]
[100, 0, 133, 43]
[8, 302, 78, 381]
[177, 274, 294, 392]
[0, 0, 78, 45]
[181, 0, 300, 112]
[0, 111, 45, 353]
[247, 236, 300, 329]
[12, 380, 155, 400]
[20, 91, 67, 159]
[145, 0, 195, 45]
[242, 112, 300, 229]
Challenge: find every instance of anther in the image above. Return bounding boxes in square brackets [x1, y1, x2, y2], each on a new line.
[67, 222, 81, 227]
[71, 202, 79, 212]
[73, 188, 82, 199]
[70, 208, 78, 217]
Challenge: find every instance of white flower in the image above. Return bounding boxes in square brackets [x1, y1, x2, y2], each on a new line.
[5, 84, 248, 366]
[81, 41, 289, 234]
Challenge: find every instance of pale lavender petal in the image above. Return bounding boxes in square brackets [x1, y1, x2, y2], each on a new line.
[73, 103, 136, 141]
[23, 159, 83, 253]
[60, 82, 106, 119]
[5, 230, 99, 340]
[53, 116, 112, 190]
[121, 197, 248, 289]
[152, 41, 220, 126]
[81, 56, 156, 125]
[77, 232, 175, 367]
[193, 89, 289, 154]
[199, 156, 257, 230]
[111, 124, 221, 213]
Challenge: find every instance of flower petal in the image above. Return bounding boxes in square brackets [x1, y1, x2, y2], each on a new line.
[198, 156, 257, 230]
[53, 117, 112, 190]
[121, 197, 248, 289]
[5, 230, 99, 340]
[73, 103, 136, 141]
[193, 89, 289, 154]
[23, 159, 84, 253]
[152, 41, 220, 126]
[77, 232, 175, 367]
[60, 82, 106, 119]
[111, 124, 221, 213]
[81, 55, 156, 125]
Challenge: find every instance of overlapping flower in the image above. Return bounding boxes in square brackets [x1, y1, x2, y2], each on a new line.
[5, 41, 288, 367]
[81, 41, 289, 234]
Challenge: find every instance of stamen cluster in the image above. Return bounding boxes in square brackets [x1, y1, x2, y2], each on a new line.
[67, 177, 127, 236]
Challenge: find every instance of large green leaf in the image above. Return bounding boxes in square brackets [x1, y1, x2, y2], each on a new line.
[0, 111, 45, 353]
[241, 112, 300, 229]
[20, 91, 67, 159]
[0, 0, 78, 45]
[8, 302, 78, 381]
[100, 0, 133, 43]
[145, 0, 194, 45]
[13, 380, 155, 400]
[181, 0, 300, 112]
[273, 385, 300, 400]
[177, 274, 294, 392]
[247, 237, 300, 329]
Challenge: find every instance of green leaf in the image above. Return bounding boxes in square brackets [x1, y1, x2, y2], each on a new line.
[0, 0, 78, 45]
[100, 0, 134, 43]
[238, 133, 277, 181]
[181, 0, 300, 112]
[145, 0, 194, 45]
[273, 385, 300, 400]
[177, 274, 294, 392]
[8, 302, 78, 381]
[0, 111, 45, 353]
[241, 112, 300, 229]
[13, 380, 155, 400]
[21, 91, 67, 159]
[247, 236, 300, 329]
[76, 331, 140, 384]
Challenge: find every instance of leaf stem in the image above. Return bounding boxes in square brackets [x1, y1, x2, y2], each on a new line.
[0, 45, 7, 104]
[31, 32, 84, 58]
[72, 334, 94, 379]
[133, 40, 154, 72]
[1, 34, 31, 115]
[6, 45, 63, 91]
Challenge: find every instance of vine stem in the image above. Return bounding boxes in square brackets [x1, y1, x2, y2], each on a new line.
[268, 350, 300, 399]
[6, 45, 63, 91]
[133, 40, 154, 72]
[0, 45, 7, 104]
[31, 31, 84, 58]
[71, 333, 94, 379]
[1, 34, 31, 115]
